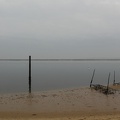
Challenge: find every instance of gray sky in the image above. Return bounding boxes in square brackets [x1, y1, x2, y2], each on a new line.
[0, 0, 120, 59]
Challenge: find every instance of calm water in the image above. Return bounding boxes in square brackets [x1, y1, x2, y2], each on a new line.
[0, 60, 120, 93]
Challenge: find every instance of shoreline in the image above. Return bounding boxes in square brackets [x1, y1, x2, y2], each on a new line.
[0, 87, 120, 119]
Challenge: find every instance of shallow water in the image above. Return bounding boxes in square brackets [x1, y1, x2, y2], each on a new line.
[0, 60, 120, 93]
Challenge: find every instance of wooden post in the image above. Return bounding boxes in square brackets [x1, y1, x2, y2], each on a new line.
[106, 72, 110, 94]
[113, 71, 115, 85]
[90, 69, 95, 87]
[29, 56, 31, 93]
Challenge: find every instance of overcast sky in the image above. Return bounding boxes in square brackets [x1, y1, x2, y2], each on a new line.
[0, 0, 120, 59]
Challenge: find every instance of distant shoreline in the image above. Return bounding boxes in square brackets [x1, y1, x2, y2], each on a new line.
[0, 59, 120, 61]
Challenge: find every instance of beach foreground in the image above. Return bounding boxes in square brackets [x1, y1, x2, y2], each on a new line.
[0, 87, 120, 120]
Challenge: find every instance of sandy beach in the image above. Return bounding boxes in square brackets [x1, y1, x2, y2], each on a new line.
[0, 87, 120, 120]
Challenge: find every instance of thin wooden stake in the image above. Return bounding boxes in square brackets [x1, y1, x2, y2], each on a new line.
[90, 69, 95, 87]
[29, 56, 31, 93]
[106, 72, 110, 94]
[113, 71, 115, 85]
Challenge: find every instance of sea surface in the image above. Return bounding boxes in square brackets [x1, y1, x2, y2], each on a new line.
[0, 60, 120, 93]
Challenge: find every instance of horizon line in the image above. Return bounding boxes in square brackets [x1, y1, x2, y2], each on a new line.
[0, 58, 120, 61]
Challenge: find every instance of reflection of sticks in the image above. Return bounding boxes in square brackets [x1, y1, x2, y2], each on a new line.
[90, 69, 95, 87]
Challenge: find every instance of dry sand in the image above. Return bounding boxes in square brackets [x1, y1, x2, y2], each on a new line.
[0, 86, 120, 120]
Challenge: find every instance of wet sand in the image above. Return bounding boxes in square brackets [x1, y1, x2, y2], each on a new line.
[0, 87, 120, 119]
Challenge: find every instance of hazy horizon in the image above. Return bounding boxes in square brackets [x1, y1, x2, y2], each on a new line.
[0, 0, 120, 59]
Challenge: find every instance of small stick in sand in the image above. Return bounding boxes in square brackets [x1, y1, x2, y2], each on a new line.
[90, 69, 95, 87]
[106, 72, 110, 94]
[113, 71, 115, 85]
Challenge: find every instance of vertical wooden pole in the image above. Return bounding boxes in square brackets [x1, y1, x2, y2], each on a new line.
[90, 69, 95, 87]
[29, 56, 31, 93]
[113, 71, 115, 85]
[106, 72, 110, 94]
